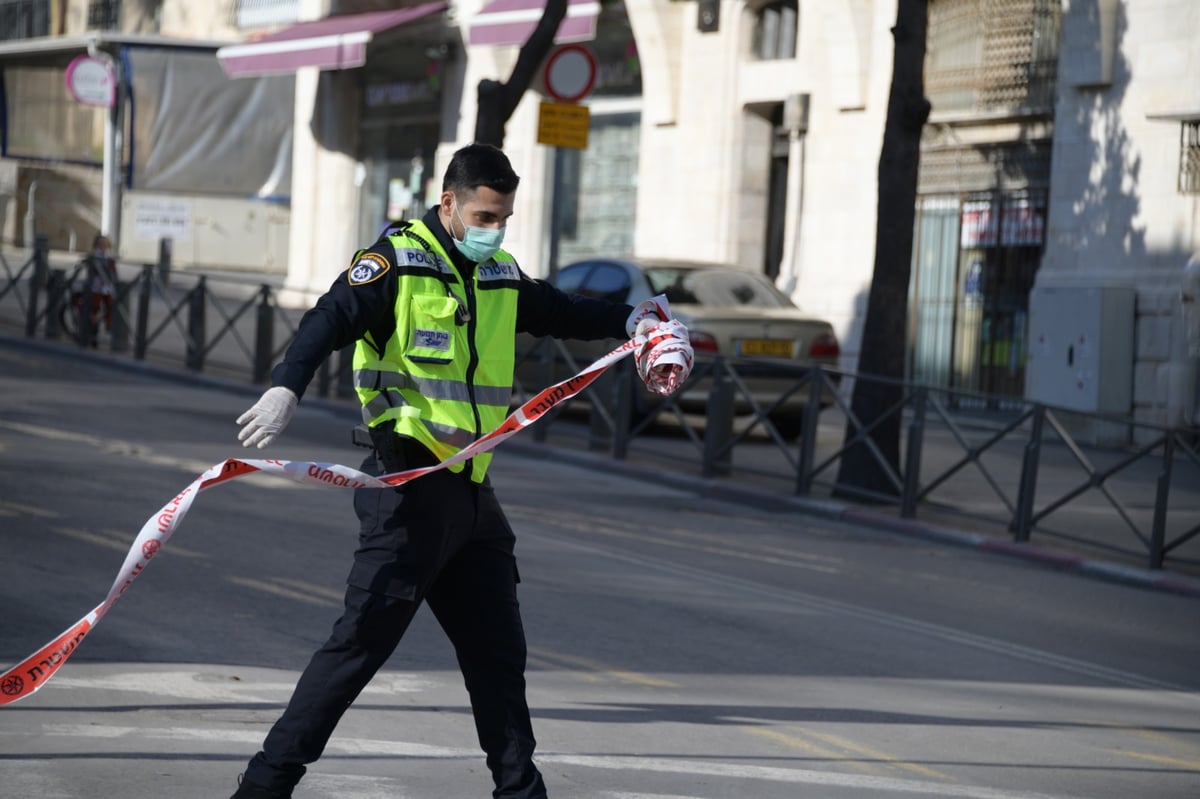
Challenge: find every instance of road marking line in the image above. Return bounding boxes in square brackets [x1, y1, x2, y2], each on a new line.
[18, 724, 1083, 797]
[0, 419, 304, 489]
[99, 527, 209, 559]
[46, 525, 209, 560]
[1128, 726, 1200, 758]
[657, 522, 845, 566]
[509, 506, 840, 575]
[34, 673, 284, 703]
[48, 525, 142, 556]
[272, 576, 347, 603]
[792, 727, 953, 781]
[529, 531, 1191, 694]
[0, 762, 73, 799]
[1090, 720, 1200, 759]
[540, 754, 1083, 798]
[226, 576, 341, 608]
[600, 794, 708, 799]
[30, 670, 426, 699]
[0, 499, 61, 518]
[32, 723, 477, 758]
[528, 646, 678, 688]
[1103, 748, 1200, 770]
[303, 772, 413, 799]
[527, 652, 605, 683]
[737, 725, 888, 776]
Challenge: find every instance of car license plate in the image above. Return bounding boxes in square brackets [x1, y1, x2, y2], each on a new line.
[738, 338, 792, 357]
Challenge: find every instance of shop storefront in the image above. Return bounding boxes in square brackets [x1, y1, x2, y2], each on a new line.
[356, 44, 448, 244]
[909, 143, 1051, 407]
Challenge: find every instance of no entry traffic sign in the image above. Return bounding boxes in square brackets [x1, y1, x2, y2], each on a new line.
[543, 44, 597, 104]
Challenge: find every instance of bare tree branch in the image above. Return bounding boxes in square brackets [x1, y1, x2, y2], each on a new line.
[474, 0, 568, 147]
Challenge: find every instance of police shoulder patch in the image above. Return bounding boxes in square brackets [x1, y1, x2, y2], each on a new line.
[348, 253, 390, 286]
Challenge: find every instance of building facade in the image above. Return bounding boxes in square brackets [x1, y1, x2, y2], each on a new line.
[2, 0, 1196, 431]
[1034, 0, 1200, 432]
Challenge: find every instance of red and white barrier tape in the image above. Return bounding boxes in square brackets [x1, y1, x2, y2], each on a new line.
[0, 333, 652, 707]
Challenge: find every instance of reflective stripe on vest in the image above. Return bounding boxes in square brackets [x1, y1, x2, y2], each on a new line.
[352, 219, 519, 482]
[353, 368, 512, 407]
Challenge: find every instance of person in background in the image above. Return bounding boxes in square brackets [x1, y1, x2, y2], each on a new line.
[89, 234, 117, 334]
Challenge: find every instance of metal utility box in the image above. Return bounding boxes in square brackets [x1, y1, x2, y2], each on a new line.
[1025, 285, 1135, 413]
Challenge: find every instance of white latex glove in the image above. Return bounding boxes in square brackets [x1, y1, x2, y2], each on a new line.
[236, 386, 298, 449]
[634, 317, 694, 396]
[625, 294, 672, 337]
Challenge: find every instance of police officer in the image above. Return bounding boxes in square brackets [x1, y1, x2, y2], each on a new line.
[229, 143, 690, 799]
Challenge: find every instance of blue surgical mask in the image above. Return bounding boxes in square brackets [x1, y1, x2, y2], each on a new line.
[452, 203, 505, 263]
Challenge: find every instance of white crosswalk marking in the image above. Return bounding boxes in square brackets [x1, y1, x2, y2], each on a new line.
[16, 723, 1086, 799]
[0, 764, 74, 799]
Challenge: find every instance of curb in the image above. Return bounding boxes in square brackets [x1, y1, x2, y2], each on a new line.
[6, 330, 1200, 600]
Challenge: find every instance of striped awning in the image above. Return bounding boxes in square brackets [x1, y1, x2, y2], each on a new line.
[468, 0, 600, 47]
[217, 1, 446, 78]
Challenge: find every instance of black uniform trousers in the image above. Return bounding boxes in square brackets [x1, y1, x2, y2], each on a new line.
[241, 447, 547, 798]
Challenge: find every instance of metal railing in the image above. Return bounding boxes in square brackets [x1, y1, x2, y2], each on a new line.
[0, 235, 305, 385]
[4, 243, 1198, 572]
[512, 336, 1200, 573]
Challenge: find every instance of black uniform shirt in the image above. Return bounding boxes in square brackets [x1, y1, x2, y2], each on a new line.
[271, 206, 632, 399]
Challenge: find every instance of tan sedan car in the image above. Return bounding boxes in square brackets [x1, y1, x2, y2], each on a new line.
[515, 258, 841, 439]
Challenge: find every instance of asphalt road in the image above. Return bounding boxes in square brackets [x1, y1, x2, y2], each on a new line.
[1, 339, 1198, 799]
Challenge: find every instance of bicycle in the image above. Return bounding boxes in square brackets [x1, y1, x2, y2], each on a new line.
[58, 258, 115, 347]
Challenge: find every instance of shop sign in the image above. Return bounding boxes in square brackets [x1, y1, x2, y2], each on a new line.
[365, 80, 436, 108]
[960, 200, 997, 248]
[65, 54, 116, 108]
[133, 197, 191, 241]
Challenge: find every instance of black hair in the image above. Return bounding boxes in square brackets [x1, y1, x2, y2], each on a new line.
[442, 143, 520, 196]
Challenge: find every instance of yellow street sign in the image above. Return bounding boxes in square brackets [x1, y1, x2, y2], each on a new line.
[537, 101, 590, 149]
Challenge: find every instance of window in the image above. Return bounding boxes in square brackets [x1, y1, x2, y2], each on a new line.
[555, 264, 591, 294]
[1181, 121, 1200, 195]
[555, 112, 641, 264]
[4, 66, 105, 162]
[690, 269, 793, 308]
[578, 263, 633, 304]
[0, 0, 48, 40]
[752, 1, 797, 61]
[926, 0, 1061, 116]
[644, 267, 796, 309]
[87, 0, 119, 30]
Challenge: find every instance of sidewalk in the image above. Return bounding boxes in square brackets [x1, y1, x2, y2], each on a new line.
[2, 254, 1199, 599]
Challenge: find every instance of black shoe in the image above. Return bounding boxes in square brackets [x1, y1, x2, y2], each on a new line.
[230, 774, 291, 799]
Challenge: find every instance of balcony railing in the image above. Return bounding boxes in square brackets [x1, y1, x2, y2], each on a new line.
[926, 0, 1061, 118]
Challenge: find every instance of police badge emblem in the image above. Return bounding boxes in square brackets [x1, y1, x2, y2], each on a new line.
[348, 253, 390, 285]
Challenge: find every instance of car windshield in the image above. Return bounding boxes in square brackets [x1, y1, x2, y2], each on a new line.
[643, 266, 796, 309]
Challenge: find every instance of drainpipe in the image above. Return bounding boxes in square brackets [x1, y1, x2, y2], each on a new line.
[90, 40, 121, 243]
[24, 181, 35, 246]
[777, 93, 809, 295]
[1176, 254, 1200, 427]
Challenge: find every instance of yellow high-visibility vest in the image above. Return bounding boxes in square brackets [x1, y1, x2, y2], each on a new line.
[352, 220, 519, 483]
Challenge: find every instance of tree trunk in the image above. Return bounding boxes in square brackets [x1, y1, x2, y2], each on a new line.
[474, 0, 568, 148]
[834, 0, 931, 502]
